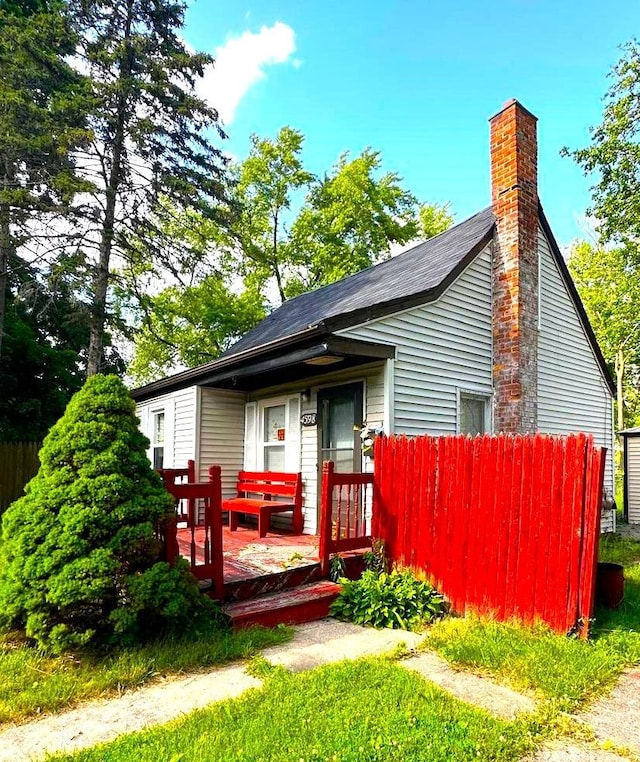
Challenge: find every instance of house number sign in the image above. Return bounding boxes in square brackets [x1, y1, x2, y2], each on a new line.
[300, 412, 317, 427]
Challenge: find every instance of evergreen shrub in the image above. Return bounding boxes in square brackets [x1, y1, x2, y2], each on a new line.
[0, 374, 217, 652]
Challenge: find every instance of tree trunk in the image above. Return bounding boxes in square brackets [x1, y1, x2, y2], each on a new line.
[615, 346, 625, 470]
[86, 3, 134, 376]
[0, 202, 9, 362]
[0, 166, 13, 361]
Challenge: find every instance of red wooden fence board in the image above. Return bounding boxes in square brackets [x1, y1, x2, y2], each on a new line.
[363, 433, 605, 636]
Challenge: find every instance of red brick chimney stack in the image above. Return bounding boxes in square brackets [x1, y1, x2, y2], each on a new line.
[490, 99, 539, 434]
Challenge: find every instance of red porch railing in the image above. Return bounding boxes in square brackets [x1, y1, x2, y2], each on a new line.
[319, 460, 374, 575]
[161, 464, 224, 599]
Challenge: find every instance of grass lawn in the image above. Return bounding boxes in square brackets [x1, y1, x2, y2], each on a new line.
[427, 532, 640, 712]
[0, 623, 291, 725]
[48, 658, 538, 762]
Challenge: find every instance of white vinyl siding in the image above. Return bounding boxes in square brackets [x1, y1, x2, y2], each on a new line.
[627, 437, 640, 524]
[136, 386, 197, 470]
[251, 364, 385, 535]
[537, 226, 615, 530]
[337, 245, 493, 436]
[198, 388, 246, 499]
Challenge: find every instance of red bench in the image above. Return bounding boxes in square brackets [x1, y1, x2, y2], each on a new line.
[223, 470, 303, 538]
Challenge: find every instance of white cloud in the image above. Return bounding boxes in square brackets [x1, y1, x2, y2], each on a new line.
[198, 22, 296, 126]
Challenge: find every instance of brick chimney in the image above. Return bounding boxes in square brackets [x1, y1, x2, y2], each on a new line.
[490, 99, 539, 434]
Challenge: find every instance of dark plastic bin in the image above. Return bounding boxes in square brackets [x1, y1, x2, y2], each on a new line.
[595, 562, 625, 609]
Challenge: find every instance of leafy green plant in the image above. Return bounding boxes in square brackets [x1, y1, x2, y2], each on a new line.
[329, 553, 346, 582]
[363, 537, 388, 575]
[330, 569, 446, 630]
[0, 374, 219, 653]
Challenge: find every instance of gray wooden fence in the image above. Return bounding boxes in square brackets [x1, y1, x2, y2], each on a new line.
[0, 442, 41, 514]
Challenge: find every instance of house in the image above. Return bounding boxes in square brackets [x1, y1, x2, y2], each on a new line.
[131, 99, 616, 534]
[620, 428, 640, 524]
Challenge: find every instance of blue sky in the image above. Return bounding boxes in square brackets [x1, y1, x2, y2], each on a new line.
[183, 0, 640, 247]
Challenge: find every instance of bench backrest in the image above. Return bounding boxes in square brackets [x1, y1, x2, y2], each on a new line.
[237, 470, 303, 504]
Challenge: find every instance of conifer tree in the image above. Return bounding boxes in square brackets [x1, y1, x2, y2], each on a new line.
[0, 374, 211, 652]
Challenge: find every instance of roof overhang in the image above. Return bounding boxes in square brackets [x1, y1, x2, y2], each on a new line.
[131, 334, 395, 401]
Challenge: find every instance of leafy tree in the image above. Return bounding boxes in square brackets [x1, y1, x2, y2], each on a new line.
[0, 375, 214, 652]
[565, 40, 640, 246]
[69, 0, 227, 376]
[129, 276, 265, 383]
[568, 240, 640, 431]
[129, 127, 452, 382]
[233, 128, 452, 301]
[0, 0, 90, 359]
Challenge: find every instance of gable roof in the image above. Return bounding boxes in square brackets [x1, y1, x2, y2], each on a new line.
[225, 207, 496, 356]
[130, 203, 615, 401]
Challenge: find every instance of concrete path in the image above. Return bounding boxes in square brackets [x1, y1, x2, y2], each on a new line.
[1, 619, 638, 762]
[583, 668, 640, 755]
[0, 619, 533, 761]
[402, 650, 536, 719]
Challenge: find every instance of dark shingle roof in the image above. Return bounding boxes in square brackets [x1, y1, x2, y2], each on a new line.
[226, 207, 496, 356]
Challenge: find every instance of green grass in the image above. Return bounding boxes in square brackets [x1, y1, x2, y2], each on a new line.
[0, 624, 291, 726]
[48, 658, 538, 762]
[427, 533, 640, 712]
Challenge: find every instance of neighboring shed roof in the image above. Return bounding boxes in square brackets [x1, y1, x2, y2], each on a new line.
[225, 207, 496, 356]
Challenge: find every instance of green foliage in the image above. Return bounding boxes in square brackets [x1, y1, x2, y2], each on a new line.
[129, 276, 265, 384]
[568, 240, 640, 428]
[0, 374, 215, 652]
[47, 659, 536, 762]
[66, 0, 228, 374]
[331, 569, 446, 630]
[362, 537, 389, 575]
[0, 624, 291, 724]
[0, 0, 91, 359]
[130, 126, 452, 380]
[565, 39, 640, 247]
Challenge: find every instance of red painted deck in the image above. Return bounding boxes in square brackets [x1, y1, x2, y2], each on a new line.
[176, 524, 319, 584]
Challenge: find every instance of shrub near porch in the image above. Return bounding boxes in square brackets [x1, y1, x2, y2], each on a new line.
[0, 375, 222, 654]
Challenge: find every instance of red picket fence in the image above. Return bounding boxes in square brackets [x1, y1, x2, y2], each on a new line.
[372, 433, 606, 637]
[319, 461, 374, 574]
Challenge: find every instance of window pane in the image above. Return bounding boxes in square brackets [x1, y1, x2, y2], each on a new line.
[264, 405, 286, 442]
[265, 445, 285, 472]
[153, 447, 164, 470]
[461, 397, 485, 436]
[153, 412, 165, 444]
[324, 396, 355, 449]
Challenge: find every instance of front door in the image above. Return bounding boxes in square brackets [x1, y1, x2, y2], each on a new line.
[318, 382, 364, 473]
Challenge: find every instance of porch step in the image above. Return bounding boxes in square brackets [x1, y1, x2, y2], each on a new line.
[222, 580, 341, 630]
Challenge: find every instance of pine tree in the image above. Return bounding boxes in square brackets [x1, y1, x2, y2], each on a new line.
[69, 0, 228, 375]
[0, 0, 90, 358]
[0, 375, 213, 652]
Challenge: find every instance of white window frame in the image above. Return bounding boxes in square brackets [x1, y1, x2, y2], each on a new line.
[151, 408, 166, 469]
[457, 389, 492, 436]
[259, 397, 287, 472]
[247, 395, 302, 473]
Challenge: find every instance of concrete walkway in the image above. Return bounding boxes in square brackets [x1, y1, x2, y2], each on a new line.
[0, 619, 534, 761]
[0, 619, 638, 761]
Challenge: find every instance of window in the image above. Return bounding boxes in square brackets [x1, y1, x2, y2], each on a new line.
[152, 410, 165, 469]
[244, 396, 301, 473]
[459, 392, 490, 436]
[263, 403, 286, 472]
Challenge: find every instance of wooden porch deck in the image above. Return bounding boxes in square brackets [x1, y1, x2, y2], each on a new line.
[176, 524, 320, 584]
